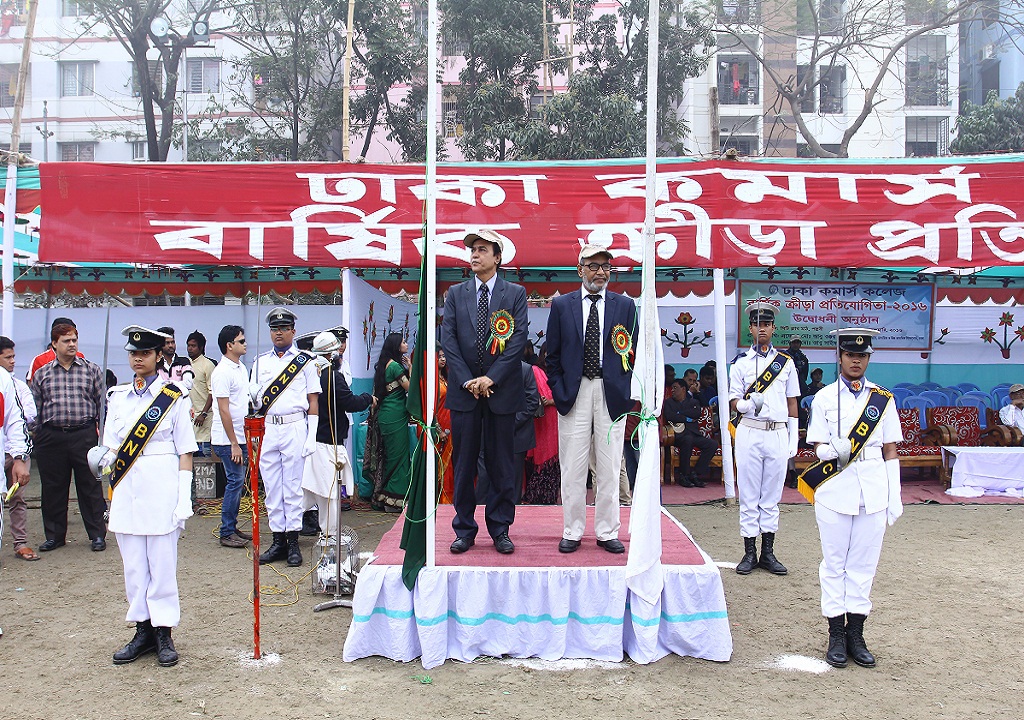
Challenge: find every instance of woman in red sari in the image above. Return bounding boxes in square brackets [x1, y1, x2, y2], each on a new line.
[435, 350, 454, 503]
[524, 348, 560, 504]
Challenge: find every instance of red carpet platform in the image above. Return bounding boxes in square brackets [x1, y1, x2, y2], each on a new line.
[343, 505, 732, 668]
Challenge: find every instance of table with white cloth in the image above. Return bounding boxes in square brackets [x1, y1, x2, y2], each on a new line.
[942, 446, 1024, 496]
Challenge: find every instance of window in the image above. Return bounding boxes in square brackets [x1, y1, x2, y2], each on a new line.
[981, 62, 1000, 103]
[62, 0, 91, 17]
[530, 94, 549, 120]
[61, 62, 94, 97]
[905, 0, 942, 25]
[720, 136, 758, 156]
[413, 8, 427, 41]
[905, 116, 949, 157]
[717, 56, 758, 105]
[0, 64, 19, 109]
[59, 142, 96, 161]
[797, 65, 814, 112]
[442, 92, 461, 137]
[797, 0, 843, 35]
[253, 65, 274, 101]
[819, 65, 845, 114]
[906, 35, 948, 106]
[442, 32, 468, 57]
[186, 58, 220, 94]
[717, 0, 759, 24]
[131, 141, 147, 160]
[981, 0, 1000, 26]
[131, 60, 163, 98]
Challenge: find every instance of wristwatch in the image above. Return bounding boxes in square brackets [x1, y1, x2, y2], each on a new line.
[12, 453, 29, 462]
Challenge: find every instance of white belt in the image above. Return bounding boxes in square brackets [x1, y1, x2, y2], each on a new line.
[852, 447, 883, 462]
[141, 441, 176, 455]
[740, 417, 787, 431]
[267, 411, 306, 425]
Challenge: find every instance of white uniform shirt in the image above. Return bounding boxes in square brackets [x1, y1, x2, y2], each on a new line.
[210, 356, 249, 446]
[998, 403, 1024, 433]
[104, 378, 198, 535]
[13, 377, 37, 427]
[728, 346, 801, 422]
[0, 367, 29, 457]
[250, 345, 320, 416]
[806, 379, 903, 515]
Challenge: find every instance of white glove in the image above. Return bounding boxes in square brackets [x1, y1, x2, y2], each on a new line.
[172, 469, 194, 528]
[749, 392, 765, 415]
[735, 398, 755, 414]
[248, 382, 264, 409]
[815, 442, 839, 461]
[832, 437, 852, 465]
[787, 417, 799, 458]
[303, 415, 319, 457]
[885, 458, 903, 526]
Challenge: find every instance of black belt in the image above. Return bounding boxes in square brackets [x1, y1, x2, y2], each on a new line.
[584, 370, 603, 380]
[44, 419, 95, 432]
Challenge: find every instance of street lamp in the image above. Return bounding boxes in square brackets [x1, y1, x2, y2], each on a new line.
[35, 100, 54, 162]
[148, 15, 211, 162]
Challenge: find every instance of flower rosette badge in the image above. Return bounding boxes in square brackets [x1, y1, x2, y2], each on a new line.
[488, 309, 515, 354]
[611, 324, 633, 371]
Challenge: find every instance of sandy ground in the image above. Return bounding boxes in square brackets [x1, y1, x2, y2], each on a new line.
[1, 493, 1022, 720]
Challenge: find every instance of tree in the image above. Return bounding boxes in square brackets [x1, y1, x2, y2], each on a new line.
[714, 0, 1000, 158]
[83, 1, 220, 161]
[950, 83, 1024, 155]
[512, 0, 713, 159]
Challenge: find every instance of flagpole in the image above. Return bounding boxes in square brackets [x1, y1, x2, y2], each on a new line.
[640, 4, 659, 403]
[713, 269, 736, 500]
[424, 0, 439, 569]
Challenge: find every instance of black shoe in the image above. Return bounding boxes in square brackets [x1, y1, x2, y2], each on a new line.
[596, 538, 625, 554]
[558, 538, 581, 553]
[154, 626, 179, 667]
[450, 537, 474, 554]
[825, 615, 848, 668]
[91, 537, 107, 552]
[735, 537, 758, 575]
[757, 532, 788, 575]
[113, 620, 156, 665]
[39, 539, 65, 552]
[689, 476, 706, 488]
[845, 613, 877, 668]
[258, 532, 288, 564]
[285, 531, 303, 567]
[493, 533, 515, 554]
[299, 509, 320, 536]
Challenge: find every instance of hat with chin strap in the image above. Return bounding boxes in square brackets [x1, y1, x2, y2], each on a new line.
[122, 325, 170, 352]
[829, 327, 879, 354]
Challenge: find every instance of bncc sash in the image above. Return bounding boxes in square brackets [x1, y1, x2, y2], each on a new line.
[728, 352, 791, 438]
[796, 387, 892, 503]
[256, 351, 312, 417]
[110, 383, 183, 492]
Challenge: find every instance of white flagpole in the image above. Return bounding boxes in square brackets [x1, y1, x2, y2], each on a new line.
[424, 0, 439, 569]
[713, 270, 736, 500]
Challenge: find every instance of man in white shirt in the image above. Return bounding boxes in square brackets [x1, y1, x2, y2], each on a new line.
[0, 336, 34, 560]
[998, 383, 1024, 440]
[249, 308, 320, 566]
[210, 325, 252, 548]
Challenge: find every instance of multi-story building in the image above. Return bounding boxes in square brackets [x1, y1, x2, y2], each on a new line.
[960, 0, 1024, 108]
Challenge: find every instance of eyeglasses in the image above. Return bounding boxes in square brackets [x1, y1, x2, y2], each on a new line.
[583, 262, 612, 272]
[234, 338, 247, 344]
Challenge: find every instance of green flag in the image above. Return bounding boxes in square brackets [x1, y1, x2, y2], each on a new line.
[400, 252, 430, 590]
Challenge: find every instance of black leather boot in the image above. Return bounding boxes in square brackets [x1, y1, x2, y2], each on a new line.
[735, 537, 758, 575]
[846, 613, 877, 667]
[825, 615, 848, 668]
[299, 509, 320, 536]
[757, 532, 788, 575]
[258, 532, 288, 565]
[286, 530, 303, 567]
[113, 620, 156, 664]
[154, 626, 179, 667]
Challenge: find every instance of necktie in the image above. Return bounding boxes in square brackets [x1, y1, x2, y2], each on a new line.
[477, 283, 490, 367]
[583, 294, 601, 379]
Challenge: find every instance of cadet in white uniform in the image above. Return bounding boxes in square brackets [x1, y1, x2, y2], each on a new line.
[728, 301, 800, 576]
[104, 326, 197, 667]
[249, 308, 320, 567]
[805, 328, 902, 669]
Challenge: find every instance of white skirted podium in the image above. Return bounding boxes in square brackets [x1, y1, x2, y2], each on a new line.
[343, 506, 732, 668]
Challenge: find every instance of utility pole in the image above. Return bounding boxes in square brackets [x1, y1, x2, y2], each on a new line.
[709, 87, 720, 157]
[342, 0, 356, 161]
[35, 100, 53, 162]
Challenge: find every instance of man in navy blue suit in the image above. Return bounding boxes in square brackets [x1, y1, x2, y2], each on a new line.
[546, 245, 638, 554]
[441, 229, 528, 555]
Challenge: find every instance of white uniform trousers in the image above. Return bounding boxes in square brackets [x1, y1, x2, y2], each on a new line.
[815, 503, 887, 618]
[116, 529, 182, 628]
[558, 377, 624, 541]
[735, 423, 788, 537]
[260, 421, 306, 533]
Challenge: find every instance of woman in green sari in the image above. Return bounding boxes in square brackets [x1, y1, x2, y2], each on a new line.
[368, 332, 411, 512]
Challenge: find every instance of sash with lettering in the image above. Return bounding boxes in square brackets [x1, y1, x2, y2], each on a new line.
[110, 383, 183, 493]
[256, 351, 313, 417]
[796, 387, 892, 503]
[728, 352, 791, 439]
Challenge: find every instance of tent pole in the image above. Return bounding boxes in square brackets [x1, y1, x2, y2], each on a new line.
[713, 269, 736, 501]
[423, 0, 439, 570]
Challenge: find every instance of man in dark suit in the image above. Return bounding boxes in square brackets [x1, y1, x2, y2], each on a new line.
[546, 245, 638, 554]
[476, 360, 540, 505]
[663, 377, 719, 487]
[441, 229, 528, 555]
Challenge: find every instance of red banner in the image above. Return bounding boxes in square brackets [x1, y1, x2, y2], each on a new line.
[38, 157, 1024, 268]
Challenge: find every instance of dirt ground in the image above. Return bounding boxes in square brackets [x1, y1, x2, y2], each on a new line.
[1, 492, 1022, 720]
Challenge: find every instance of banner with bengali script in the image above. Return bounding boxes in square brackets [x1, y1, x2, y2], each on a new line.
[737, 281, 935, 351]
[38, 157, 1024, 269]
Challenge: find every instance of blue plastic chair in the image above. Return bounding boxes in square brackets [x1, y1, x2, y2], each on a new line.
[956, 394, 990, 425]
[892, 387, 913, 407]
[954, 382, 981, 394]
[959, 391, 993, 409]
[991, 388, 1010, 410]
[918, 381, 941, 391]
[893, 382, 918, 390]
[902, 395, 935, 427]
[936, 387, 962, 404]
[918, 390, 952, 408]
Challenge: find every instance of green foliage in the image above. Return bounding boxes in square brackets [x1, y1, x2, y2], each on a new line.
[951, 84, 1024, 155]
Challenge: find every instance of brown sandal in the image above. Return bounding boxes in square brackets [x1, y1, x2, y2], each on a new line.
[15, 546, 40, 561]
